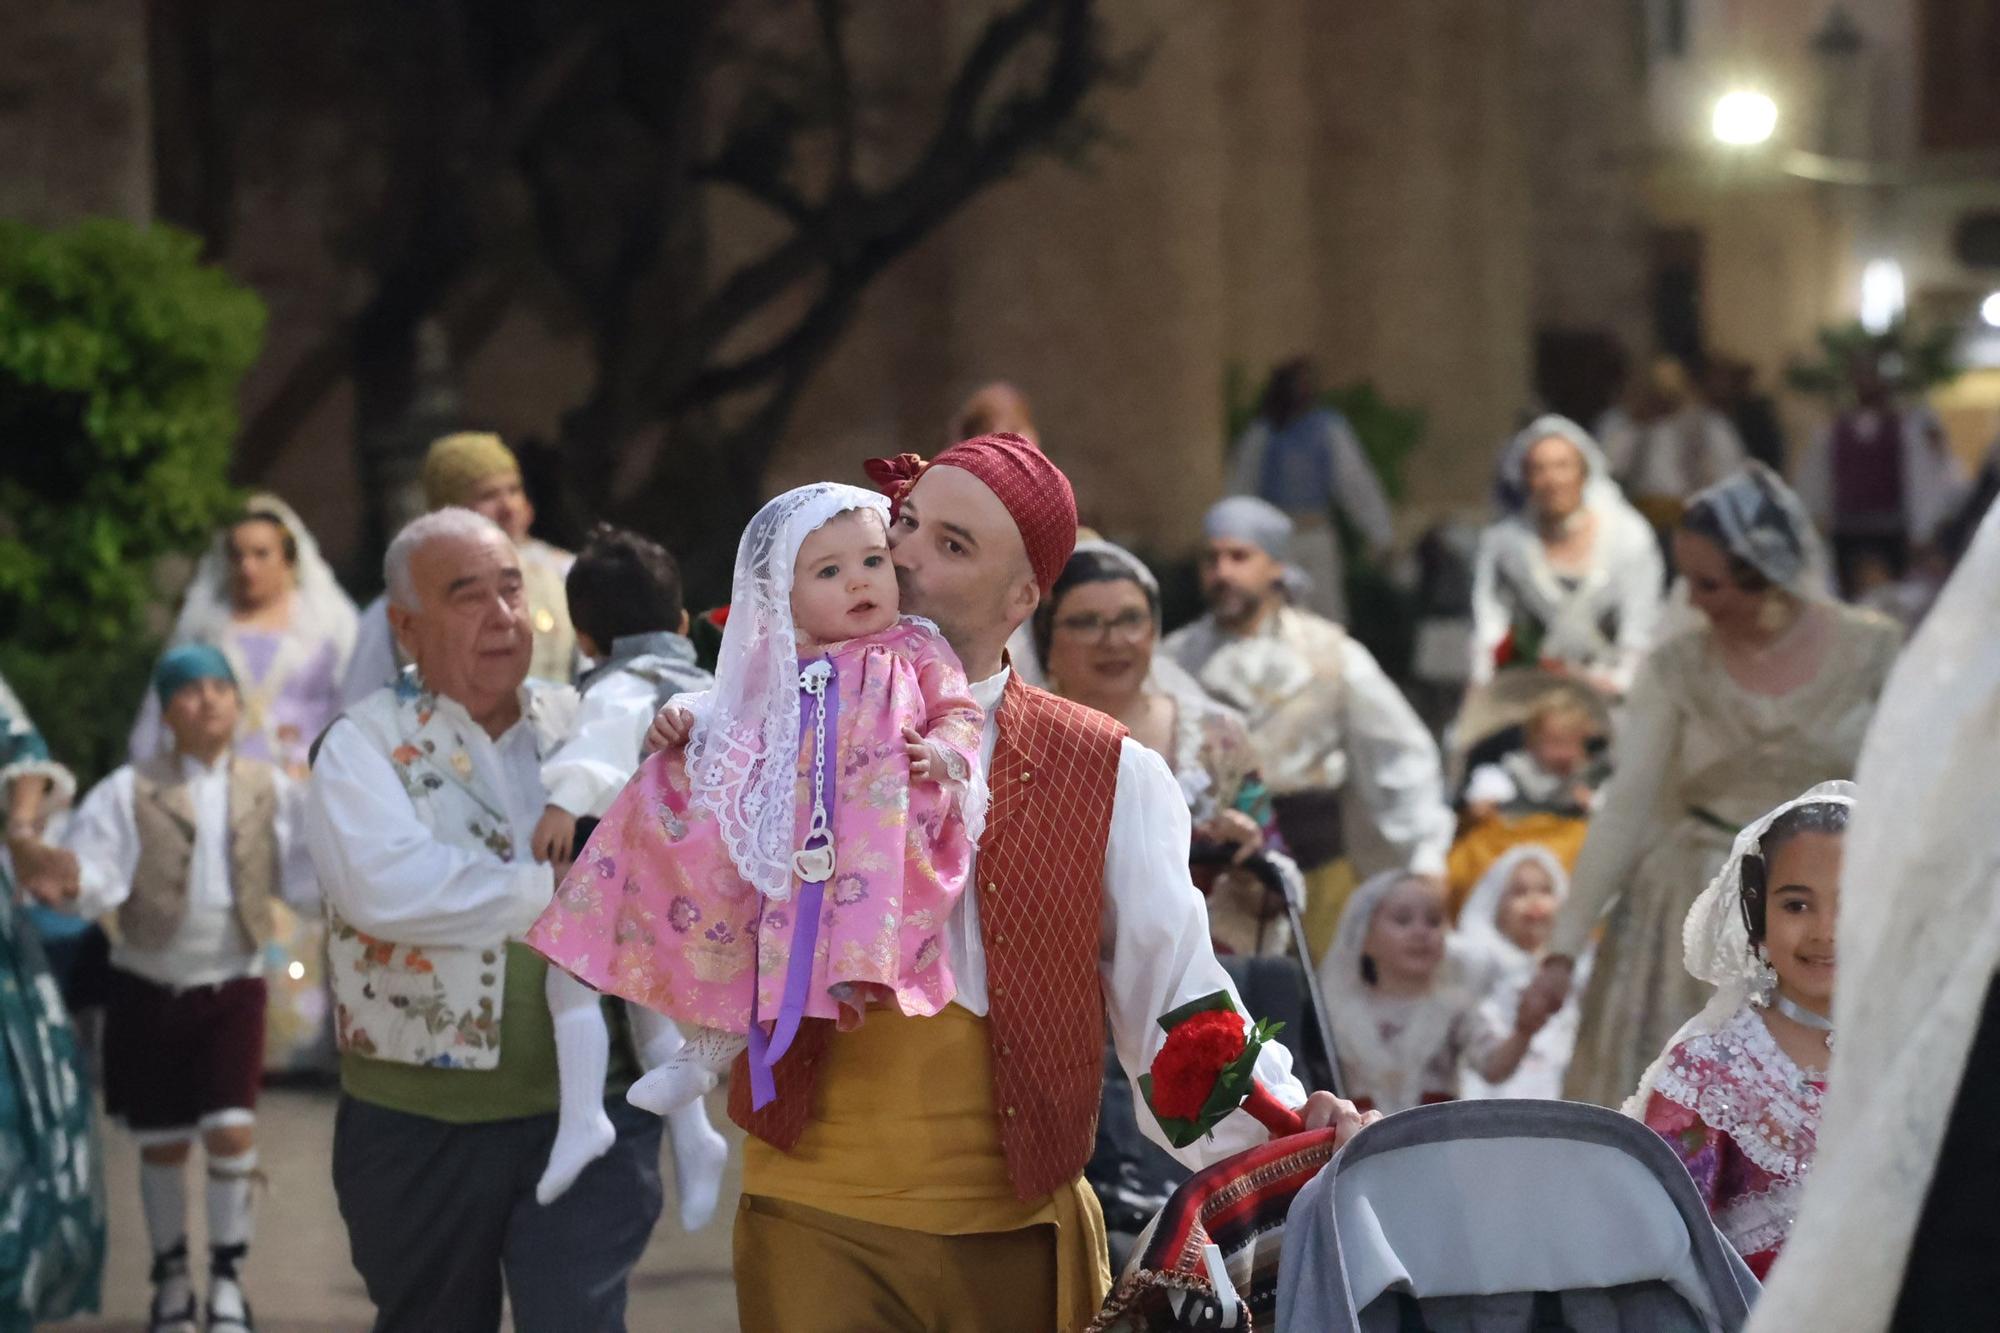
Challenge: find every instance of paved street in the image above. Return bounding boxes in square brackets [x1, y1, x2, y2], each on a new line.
[51, 1088, 744, 1332]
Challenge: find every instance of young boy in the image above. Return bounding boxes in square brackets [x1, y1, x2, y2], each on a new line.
[525, 524, 730, 1228]
[55, 644, 316, 1333]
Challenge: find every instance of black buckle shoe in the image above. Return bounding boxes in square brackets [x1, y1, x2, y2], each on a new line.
[206, 1243, 256, 1333]
[147, 1242, 199, 1333]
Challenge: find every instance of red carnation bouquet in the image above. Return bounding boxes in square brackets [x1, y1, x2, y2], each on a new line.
[1140, 991, 1303, 1147]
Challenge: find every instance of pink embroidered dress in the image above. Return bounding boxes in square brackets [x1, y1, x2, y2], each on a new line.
[1639, 1004, 1822, 1279]
[527, 614, 982, 1105]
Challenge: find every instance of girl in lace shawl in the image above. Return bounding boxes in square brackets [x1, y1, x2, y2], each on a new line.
[1318, 870, 1557, 1113]
[524, 484, 984, 1194]
[1628, 782, 1850, 1280]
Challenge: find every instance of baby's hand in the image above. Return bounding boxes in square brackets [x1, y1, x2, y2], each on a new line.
[645, 705, 694, 755]
[532, 804, 576, 866]
[904, 726, 936, 783]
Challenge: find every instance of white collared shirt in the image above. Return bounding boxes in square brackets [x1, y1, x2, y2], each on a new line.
[306, 689, 555, 949]
[947, 668, 1309, 1171]
[66, 752, 315, 989]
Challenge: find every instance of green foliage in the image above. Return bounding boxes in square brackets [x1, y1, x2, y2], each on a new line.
[1784, 318, 1960, 403]
[0, 219, 265, 781]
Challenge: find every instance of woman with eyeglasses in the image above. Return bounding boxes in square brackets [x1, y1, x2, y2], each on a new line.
[1030, 542, 1283, 956]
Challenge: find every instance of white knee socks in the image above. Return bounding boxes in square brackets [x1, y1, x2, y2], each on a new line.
[625, 1023, 744, 1118]
[141, 1156, 196, 1327]
[539, 969, 618, 1205]
[206, 1148, 258, 1329]
[629, 1007, 730, 1231]
[140, 1157, 189, 1258]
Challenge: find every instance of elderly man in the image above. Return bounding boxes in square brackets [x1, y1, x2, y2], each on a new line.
[306, 509, 661, 1332]
[1162, 496, 1454, 951]
[697, 435, 1368, 1333]
[341, 432, 576, 705]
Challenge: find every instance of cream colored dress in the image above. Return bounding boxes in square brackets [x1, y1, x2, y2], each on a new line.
[1550, 605, 1900, 1107]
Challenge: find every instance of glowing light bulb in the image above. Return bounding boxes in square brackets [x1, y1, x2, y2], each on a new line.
[1860, 260, 1906, 334]
[1712, 91, 1779, 146]
[1981, 291, 2000, 329]
[288, 960, 307, 981]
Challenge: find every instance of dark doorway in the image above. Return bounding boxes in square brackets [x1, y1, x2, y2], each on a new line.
[1649, 226, 1705, 368]
[1533, 328, 1629, 429]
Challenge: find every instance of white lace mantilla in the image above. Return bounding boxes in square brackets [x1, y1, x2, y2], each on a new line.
[1651, 1005, 1822, 1182]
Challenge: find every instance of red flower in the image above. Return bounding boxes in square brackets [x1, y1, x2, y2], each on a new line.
[1149, 1010, 1248, 1120]
[706, 605, 731, 628]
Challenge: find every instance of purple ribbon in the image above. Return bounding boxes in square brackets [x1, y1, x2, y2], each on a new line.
[747, 656, 838, 1110]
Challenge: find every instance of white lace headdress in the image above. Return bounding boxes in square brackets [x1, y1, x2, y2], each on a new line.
[1496, 413, 1625, 510]
[1621, 779, 1856, 1118]
[1318, 870, 1472, 1100]
[172, 492, 360, 670]
[1684, 461, 1833, 598]
[1456, 843, 1570, 978]
[684, 482, 893, 900]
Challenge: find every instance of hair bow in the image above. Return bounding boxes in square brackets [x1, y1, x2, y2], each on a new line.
[863, 452, 931, 518]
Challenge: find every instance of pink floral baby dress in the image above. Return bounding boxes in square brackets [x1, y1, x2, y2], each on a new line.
[526, 617, 982, 1103]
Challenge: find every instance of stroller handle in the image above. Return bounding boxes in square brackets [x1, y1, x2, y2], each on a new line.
[1187, 842, 1344, 1102]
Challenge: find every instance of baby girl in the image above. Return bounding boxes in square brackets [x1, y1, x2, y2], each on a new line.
[525, 483, 984, 1195]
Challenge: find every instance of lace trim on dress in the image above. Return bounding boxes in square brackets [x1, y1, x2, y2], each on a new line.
[1713, 1177, 1805, 1260]
[1651, 1006, 1821, 1182]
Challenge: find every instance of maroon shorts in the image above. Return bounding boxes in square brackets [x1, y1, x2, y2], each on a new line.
[103, 968, 266, 1133]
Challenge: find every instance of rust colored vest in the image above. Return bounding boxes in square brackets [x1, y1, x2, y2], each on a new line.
[123, 755, 279, 953]
[730, 674, 1126, 1201]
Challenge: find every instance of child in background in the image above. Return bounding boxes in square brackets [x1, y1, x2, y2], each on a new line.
[1454, 846, 1588, 1099]
[523, 525, 730, 1214]
[1319, 870, 1556, 1113]
[527, 483, 985, 1127]
[1463, 692, 1607, 822]
[1448, 692, 1606, 913]
[53, 645, 317, 1333]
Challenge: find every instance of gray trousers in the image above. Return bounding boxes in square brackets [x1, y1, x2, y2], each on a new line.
[332, 1095, 664, 1333]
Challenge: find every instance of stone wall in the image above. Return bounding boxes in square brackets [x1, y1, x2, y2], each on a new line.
[0, 0, 152, 224]
[766, 0, 1542, 549]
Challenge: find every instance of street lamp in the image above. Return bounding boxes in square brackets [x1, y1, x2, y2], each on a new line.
[1712, 91, 1779, 146]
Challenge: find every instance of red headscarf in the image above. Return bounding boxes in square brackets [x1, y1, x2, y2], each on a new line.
[865, 432, 1077, 595]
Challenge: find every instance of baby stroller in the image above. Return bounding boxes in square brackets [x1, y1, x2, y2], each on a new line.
[1278, 1101, 1758, 1331]
[1093, 1101, 1756, 1332]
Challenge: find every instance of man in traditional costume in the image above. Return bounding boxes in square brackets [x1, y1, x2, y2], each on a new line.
[1162, 496, 1454, 951]
[340, 432, 576, 704]
[721, 434, 1366, 1332]
[307, 509, 660, 1331]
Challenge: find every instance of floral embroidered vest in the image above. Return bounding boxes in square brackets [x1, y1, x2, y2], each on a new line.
[731, 675, 1126, 1201]
[124, 755, 279, 952]
[320, 675, 576, 1071]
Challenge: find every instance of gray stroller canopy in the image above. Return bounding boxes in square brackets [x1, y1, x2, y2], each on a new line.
[1278, 1101, 1759, 1332]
